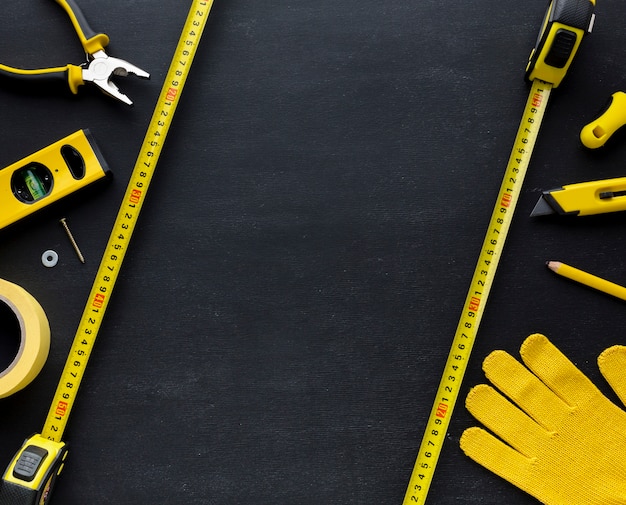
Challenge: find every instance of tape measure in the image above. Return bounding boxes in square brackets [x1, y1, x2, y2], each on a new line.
[0, 1, 214, 503]
[402, 1, 595, 503]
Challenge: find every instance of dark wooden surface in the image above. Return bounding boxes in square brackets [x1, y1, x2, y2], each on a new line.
[1, 1, 625, 503]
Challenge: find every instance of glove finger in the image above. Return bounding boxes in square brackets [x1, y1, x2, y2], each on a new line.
[598, 345, 626, 406]
[460, 427, 538, 500]
[520, 333, 598, 407]
[465, 384, 549, 456]
[482, 348, 569, 429]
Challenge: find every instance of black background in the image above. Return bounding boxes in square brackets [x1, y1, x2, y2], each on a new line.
[1, 1, 625, 504]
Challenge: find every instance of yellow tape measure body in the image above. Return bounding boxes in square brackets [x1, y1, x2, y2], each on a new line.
[43, 0, 214, 442]
[403, 0, 595, 502]
[0, 1, 214, 503]
[526, 0, 595, 87]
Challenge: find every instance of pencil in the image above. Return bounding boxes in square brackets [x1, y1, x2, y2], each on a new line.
[546, 261, 626, 301]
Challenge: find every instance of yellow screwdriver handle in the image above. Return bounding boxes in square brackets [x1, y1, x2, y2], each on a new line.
[580, 91, 626, 149]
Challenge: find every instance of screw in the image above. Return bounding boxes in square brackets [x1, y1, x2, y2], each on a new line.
[60, 218, 85, 264]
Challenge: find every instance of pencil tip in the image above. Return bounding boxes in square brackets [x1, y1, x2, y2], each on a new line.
[546, 261, 560, 272]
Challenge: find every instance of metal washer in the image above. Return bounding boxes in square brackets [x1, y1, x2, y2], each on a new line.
[41, 250, 59, 268]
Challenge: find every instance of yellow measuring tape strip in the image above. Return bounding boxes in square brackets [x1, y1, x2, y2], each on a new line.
[403, 79, 551, 503]
[402, 0, 595, 503]
[0, 1, 214, 503]
[44, 0, 214, 442]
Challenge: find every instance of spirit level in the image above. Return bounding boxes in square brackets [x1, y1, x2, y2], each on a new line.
[0, 129, 110, 231]
[0, 1, 214, 503]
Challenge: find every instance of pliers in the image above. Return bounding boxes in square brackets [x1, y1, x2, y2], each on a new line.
[0, 0, 149, 105]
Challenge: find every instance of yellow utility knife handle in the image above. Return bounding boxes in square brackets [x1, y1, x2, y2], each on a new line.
[525, 0, 595, 87]
[580, 91, 626, 149]
[546, 177, 626, 215]
[0, 64, 84, 94]
[53, 0, 110, 55]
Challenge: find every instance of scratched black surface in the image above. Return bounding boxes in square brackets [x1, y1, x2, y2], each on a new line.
[0, 1, 625, 504]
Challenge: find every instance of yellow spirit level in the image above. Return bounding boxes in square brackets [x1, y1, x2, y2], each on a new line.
[0, 129, 110, 231]
[0, 2, 214, 504]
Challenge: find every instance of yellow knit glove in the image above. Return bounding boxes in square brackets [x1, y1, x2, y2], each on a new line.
[460, 333, 626, 505]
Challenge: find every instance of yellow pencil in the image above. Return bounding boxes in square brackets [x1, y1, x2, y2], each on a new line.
[547, 261, 626, 301]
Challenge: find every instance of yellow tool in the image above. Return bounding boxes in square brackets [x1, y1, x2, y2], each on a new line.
[581, 91, 626, 148]
[531, 176, 626, 216]
[0, 1, 214, 503]
[461, 334, 626, 504]
[0, 129, 110, 232]
[402, 1, 595, 503]
[0, 0, 149, 105]
[547, 261, 626, 301]
[525, 0, 595, 87]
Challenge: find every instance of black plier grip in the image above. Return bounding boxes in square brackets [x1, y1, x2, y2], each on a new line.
[53, 0, 110, 54]
[0, 0, 149, 105]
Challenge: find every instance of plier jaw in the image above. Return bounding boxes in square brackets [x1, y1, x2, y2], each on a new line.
[82, 50, 150, 106]
[0, 0, 149, 105]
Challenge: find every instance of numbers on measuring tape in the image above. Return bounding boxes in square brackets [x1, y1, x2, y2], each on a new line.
[403, 81, 552, 505]
[36, 0, 215, 447]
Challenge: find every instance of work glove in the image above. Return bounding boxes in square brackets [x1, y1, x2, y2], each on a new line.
[460, 333, 626, 505]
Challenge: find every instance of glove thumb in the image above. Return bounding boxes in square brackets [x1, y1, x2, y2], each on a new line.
[598, 345, 626, 406]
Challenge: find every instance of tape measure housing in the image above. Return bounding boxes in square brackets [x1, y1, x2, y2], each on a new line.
[0, 3, 214, 505]
[2, 435, 67, 505]
[526, 0, 595, 87]
[403, 1, 596, 502]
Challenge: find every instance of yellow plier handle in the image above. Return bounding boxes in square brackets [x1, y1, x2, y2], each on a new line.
[0, 0, 107, 94]
[0, 64, 85, 95]
[53, 0, 110, 55]
[0, 0, 148, 104]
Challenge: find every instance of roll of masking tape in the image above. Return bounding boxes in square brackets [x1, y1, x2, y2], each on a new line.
[0, 278, 50, 398]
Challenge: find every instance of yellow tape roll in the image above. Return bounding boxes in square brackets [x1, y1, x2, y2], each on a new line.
[0, 278, 50, 398]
